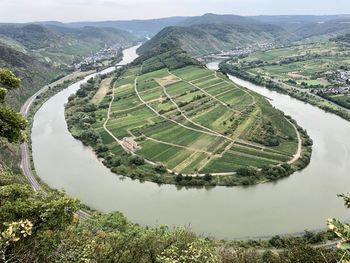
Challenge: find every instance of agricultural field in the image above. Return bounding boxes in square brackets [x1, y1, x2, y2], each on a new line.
[88, 58, 299, 175]
[236, 41, 350, 89]
[327, 94, 350, 109]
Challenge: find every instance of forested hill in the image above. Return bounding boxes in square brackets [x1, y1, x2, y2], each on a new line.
[0, 23, 137, 169]
[252, 15, 350, 39]
[177, 13, 259, 26]
[138, 22, 296, 56]
[0, 24, 137, 65]
[0, 23, 138, 108]
[0, 42, 62, 109]
[63, 16, 188, 37]
[332, 33, 350, 43]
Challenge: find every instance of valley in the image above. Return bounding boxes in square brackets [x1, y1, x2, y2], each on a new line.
[2, 8, 350, 262]
[29, 46, 350, 240]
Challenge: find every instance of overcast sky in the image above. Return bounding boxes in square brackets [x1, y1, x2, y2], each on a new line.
[1, 0, 350, 23]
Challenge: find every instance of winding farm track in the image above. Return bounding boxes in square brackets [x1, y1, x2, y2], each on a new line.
[168, 69, 242, 113]
[156, 78, 222, 137]
[286, 119, 302, 164]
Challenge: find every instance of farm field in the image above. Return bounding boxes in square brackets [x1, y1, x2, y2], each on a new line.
[327, 94, 350, 109]
[88, 57, 300, 175]
[237, 41, 350, 89]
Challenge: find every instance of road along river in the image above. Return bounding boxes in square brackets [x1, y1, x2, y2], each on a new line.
[31, 50, 350, 240]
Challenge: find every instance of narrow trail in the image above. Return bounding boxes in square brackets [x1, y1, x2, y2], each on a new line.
[135, 74, 221, 138]
[103, 82, 123, 145]
[155, 78, 222, 137]
[102, 75, 156, 167]
[168, 69, 241, 114]
[286, 119, 303, 164]
[215, 70, 256, 107]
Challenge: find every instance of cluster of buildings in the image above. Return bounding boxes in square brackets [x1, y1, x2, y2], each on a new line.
[219, 42, 276, 57]
[311, 86, 350, 95]
[336, 70, 350, 84]
[74, 45, 121, 70]
[122, 137, 139, 153]
[199, 42, 277, 61]
[309, 70, 350, 95]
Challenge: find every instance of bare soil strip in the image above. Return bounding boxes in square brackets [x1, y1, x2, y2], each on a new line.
[92, 77, 112, 104]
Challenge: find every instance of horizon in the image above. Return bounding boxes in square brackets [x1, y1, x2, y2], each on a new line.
[2, 13, 350, 24]
[1, 0, 350, 23]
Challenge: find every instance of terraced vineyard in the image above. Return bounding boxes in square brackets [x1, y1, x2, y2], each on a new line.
[89, 57, 301, 176]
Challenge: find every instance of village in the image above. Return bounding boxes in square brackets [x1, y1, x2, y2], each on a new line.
[198, 42, 277, 62]
[311, 70, 350, 95]
[311, 86, 350, 95]
[74, 45, 122, 70]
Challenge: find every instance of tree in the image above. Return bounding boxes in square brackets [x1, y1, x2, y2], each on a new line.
[129, 155, 145, 166]
[328, 194, 350, 262]
[0, 168, 80, 262]
[0, 68, 27, 143]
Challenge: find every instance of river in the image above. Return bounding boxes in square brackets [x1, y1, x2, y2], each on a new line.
[31, 48, 350, 239]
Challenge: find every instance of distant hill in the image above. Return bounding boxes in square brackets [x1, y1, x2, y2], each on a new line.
[178, 13, 258, 26]
[41, 16, 189, 38]
[0, 41, 62, 109]
[0, 24, 137, 66]
[0, 23, 138, 165]
[292, 19, 350, 38]
[331, 33, 350, 44]
[252, 15, 350, 39]
[0, 41, 64, 169]
[251, 15, 350, 24]
[138, 14, 296, 56]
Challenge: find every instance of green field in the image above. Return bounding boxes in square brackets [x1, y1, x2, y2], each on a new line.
[237, 42, 350, 91]
[328, 94, 350, 109]
[86, 56, 299, 175]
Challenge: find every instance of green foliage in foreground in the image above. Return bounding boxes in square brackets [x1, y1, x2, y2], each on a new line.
[0, 167, 343, 262]
[0, 69, 27, 143]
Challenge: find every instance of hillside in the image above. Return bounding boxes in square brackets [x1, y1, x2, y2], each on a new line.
[0, 23, 137, 169]
[0, 42, 62, 109]
[332, 33, 350, 43]
[0, 23, 138, 108]
[138, 22, 296, 56]
[43, 16, 188, 37]
[0, 24, 137, 66]
[65, 45, 312, 186]
[252, 15, 350, 39]
[178, 13, 260, 26]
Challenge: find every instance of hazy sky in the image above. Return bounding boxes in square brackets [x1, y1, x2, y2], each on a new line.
[1, 0, 350, 23]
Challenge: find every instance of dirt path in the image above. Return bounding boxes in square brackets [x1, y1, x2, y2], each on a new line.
[134, 75, 221, 138]
[92, 77, 112, 104]
[155, 78, 221, 137]
[103, 82, 123, 145]
[168, 69, 241, 113]
[286, 119, 303, 164]
[214, 71, 256, 107]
